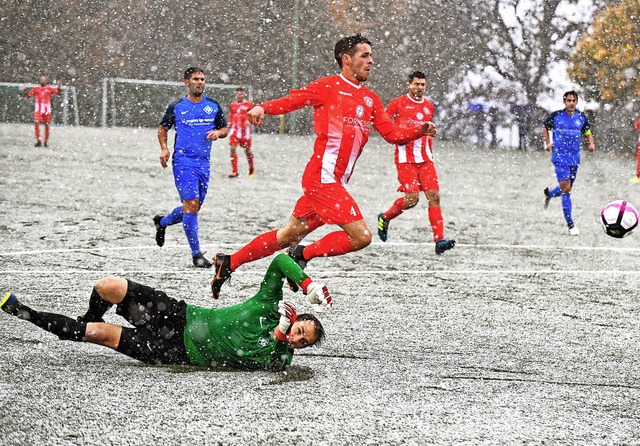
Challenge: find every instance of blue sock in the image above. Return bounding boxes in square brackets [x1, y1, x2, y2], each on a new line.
[161, 206, 183, 227]
[561, 193, 574, 227]
[182, 212, 201, 257]
[548, 186, 562, 198]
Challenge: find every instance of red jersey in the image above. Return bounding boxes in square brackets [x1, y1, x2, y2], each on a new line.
[634, 117, 640, 130]
[386, 94, 436, 164]
[25, 85, 60, 115]
[260, 74, 423, 186]
[228, 99, 254, 140]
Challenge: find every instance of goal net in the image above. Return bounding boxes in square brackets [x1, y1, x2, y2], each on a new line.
[0, 82, 79, 126]
[101, 78, 250, 128]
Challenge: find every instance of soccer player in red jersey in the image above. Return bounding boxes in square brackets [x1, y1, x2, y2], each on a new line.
[227, 87, 256, 178]
[23, 76, 61, 147]
[210, 34, 437, 299]
[377, 71, 455, 254]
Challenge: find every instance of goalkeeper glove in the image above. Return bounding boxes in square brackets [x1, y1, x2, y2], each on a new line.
[303, 281, 333, 313]
[275, 300, 297, 342]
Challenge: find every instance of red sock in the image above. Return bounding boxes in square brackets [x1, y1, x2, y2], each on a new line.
[303, 231, 356, 260]
[44, 126, 50, 144]
[34, 123, 40, 141]
[247, 154, 254, 172]
[230, 154, 238, 173]
[428, 206, 444, 242]
[230, 230, 281, 271]
[383, 197, 406, 221]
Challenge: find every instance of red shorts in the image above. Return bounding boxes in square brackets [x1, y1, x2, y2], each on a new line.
[292, 182, 363, 225]
[396, 161, 439, 193]
[229, 134, 251, 148]
[34, 112, 51, 124]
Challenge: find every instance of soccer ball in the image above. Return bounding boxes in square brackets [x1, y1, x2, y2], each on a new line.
[600, 200, 639, 238]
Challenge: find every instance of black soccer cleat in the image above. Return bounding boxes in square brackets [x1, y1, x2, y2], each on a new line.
[377, 213, 390, 242]
[211, 254, 232, 299]
[1, 292, 22, 316]
[435, 239, 456, 255]
[543, 188, 551, 209]
[193, 252, 213, 268]
[286, 244, 307, 292]
[153, 215, 166, 247]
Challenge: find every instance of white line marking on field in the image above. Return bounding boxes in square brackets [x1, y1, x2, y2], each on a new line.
[1, 241, 640, 256]
[1, 269, 640, 275]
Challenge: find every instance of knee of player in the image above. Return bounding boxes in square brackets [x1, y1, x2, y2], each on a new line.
[405, 194, 419, 208]
[94, 277, 127, 302]
[355, 228, 373, 249]
[85, 323, 120, 349]
[427, 193, 440, 206]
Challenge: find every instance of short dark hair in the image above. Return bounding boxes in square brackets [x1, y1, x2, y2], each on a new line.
[563, 90, 579, 101]
[184, 67, 204, 80]
[235, 87, 245, 92]
[408, 71, 426, 82]
[334, 34, 372, 68]
[297, 313, 326, 347]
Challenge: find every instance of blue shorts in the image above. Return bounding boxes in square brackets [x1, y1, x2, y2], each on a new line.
[553, 163, 578, 183]
[173, 163, 210, 204]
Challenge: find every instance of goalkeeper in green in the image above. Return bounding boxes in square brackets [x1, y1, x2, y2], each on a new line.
[1, 254, 330, 372]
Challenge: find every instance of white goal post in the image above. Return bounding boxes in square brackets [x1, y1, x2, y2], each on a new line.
[101, 78, 252, 128]
[0, 82, 79, 126]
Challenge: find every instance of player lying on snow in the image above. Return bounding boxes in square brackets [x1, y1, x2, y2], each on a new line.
[1, 254, 332, 372]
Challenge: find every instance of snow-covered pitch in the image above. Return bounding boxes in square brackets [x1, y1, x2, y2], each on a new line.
[0, 123, 639, 445]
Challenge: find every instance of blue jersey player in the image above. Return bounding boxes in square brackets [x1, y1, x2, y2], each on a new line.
[542, 90, 596, 236]
[154, 67, 228, 267]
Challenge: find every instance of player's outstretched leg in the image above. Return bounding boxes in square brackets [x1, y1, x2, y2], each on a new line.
[211, 254, 232, 299]
[2, 293, 87, 341]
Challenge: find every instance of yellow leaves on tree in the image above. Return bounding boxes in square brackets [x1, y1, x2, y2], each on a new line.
[569, 0, 640, 103]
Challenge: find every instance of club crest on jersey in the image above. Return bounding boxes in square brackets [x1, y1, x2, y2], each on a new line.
[356, 105, 365, 118]
[203, 105, 214, 114]
[363, 96, 373, 107]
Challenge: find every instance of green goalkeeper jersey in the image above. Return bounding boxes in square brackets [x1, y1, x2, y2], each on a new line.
[183, 254, 309, 371]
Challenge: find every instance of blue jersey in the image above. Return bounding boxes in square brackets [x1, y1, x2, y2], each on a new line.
[544, 109, 592, 166]
[160, 96, 227, 166]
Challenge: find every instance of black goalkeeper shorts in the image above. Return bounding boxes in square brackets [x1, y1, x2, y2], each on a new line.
[115, 280, 190, 365]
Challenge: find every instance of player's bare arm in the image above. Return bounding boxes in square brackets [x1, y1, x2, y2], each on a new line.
[587, 134, 596, 151]
[206, 126, 229, 141]
[247, 106, 265, 126]
[542, 127, 552, 151]
[157, 125, 171, 169]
